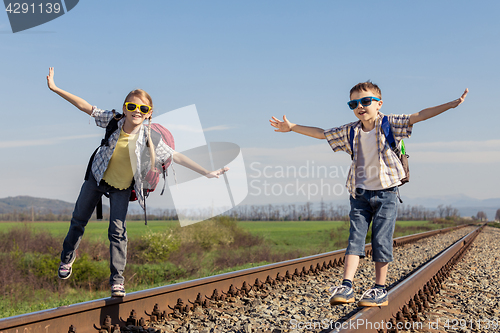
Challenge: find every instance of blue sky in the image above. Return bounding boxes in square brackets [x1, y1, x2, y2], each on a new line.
[1, 1, 499, 211]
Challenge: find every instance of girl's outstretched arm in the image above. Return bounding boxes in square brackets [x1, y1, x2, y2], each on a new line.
[47, 67, 93, 115]
[172, 151, 229, 178]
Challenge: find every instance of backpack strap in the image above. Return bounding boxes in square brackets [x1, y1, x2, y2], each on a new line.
[145, 127, 169, 195]
[146, 128, 162, 147]
[348, 126, 355, 160]
[85, 112, 121, 181]
[381, 115, 402, 156]
[381, 115, 396, 150]
[85, 111, 122, 220]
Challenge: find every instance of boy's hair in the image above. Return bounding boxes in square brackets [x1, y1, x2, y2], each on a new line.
[350, 81, 382, 99]
[124, 89, 157, 171]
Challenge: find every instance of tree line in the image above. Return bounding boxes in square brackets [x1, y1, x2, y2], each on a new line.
[1, 204, 498, 222]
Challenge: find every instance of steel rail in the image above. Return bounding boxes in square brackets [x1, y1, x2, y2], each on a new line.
[0, 224, 472, 333]
[331, 224, 484, 333]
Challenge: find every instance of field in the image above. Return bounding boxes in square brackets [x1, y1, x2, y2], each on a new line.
[0, 218, 463, 318]
[0, 219, 450, 251]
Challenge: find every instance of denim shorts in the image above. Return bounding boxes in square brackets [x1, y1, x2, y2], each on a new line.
[346, 187, 399, 262]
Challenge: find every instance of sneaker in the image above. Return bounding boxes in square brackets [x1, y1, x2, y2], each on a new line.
[329, 285, 355, 306]
[57, 254, 76, 280]
[358, 288, 388, 307]
[111, 284, 126, 297]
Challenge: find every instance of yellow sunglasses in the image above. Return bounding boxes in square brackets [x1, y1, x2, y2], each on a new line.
[124, 102, 152, 114]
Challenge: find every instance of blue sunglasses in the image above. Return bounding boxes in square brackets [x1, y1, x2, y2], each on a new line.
[347, 97, 380, 110]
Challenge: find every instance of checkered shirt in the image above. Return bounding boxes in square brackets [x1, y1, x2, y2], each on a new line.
[324, 112, 413, 197]
[90, 107, 174, 209]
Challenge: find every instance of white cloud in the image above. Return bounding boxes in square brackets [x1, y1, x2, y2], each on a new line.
[410, 151, 500, 164]
[0, 134, 100, 148]
[165, 124, 203, 133]
[409, 139, 500, 152]
[203, 125, 232, 132]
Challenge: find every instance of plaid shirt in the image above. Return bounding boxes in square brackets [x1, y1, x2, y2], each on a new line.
[90, 107, 174, 209]
[324, 112, 413, 197]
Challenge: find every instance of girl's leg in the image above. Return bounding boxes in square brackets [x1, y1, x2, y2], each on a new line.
[61, 175, 104, 264]
[107, 186, 131, 286]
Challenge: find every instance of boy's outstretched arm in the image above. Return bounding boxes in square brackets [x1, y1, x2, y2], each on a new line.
[409, 88, 468, 125]
[269, 115, 325, 139]
[47, 67, 93, 115]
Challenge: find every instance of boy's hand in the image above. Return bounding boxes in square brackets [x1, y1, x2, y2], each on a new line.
[47, 67, 57, 91]
[449, 88, 469, 108]
[270, 115, 295, 132]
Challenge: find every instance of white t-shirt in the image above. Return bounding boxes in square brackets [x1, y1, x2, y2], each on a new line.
[355, 127, 384, 190]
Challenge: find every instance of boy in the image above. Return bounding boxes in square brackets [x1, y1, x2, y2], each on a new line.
[269, 81, 468, 306]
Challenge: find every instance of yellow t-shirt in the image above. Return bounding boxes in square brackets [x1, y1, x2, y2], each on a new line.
[102, 129, 139, 190]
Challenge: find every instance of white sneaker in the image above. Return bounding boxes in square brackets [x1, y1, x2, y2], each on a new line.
[111, 284, 126, 297]
[329, 285, 355, 306]
[358, 288, 388, 307]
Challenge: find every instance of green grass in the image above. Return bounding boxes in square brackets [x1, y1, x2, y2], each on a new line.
[236, 220, 349, 254]
[0, 220, 179, 242]
[0, 219, 458, 250]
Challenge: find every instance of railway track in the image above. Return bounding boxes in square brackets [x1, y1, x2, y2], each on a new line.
[331, 224, 484, 333]
[0, 224, 479, 333]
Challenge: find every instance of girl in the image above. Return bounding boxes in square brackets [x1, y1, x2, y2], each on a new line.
[47, 67, 228, 297]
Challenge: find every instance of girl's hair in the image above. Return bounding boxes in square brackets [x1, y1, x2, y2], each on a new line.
[124, 89, 157, 171]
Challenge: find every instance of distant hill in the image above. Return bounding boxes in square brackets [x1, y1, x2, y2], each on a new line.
[0, 196, 75, 215]
[401, 194, 500, 220]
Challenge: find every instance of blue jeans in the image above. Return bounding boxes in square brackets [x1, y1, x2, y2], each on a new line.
[346, 187, 398, 262]
[61, 173, 132, 285]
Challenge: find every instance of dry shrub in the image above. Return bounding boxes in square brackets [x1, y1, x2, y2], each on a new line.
[0, 226, 60, 254]
[174, 217, 236, 250]
[214, 244, 303, 270]
[167, 242, 205, 277]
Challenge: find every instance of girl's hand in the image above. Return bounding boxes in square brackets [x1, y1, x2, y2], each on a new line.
[450, 88, 469, 108]
[205, 167, 229, 178]
[270, 115, 295, 132]
[47, 67, 57, 91]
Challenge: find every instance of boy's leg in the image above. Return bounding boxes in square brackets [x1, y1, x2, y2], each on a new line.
[375, 262, 389, 285]
[107, 186, 131, 288]
[330, 190, 372, 306]
[370, 187, 398, 268]
[358, 187, 398, 307]
[345, 189, 373, 269]
[343, 254, 360, 281]
[61, 175, 104, 264]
